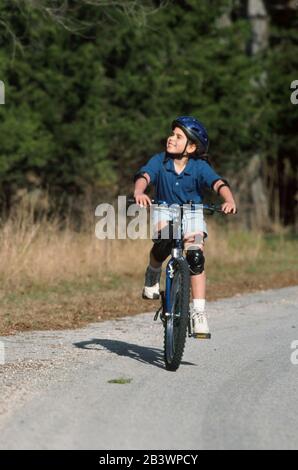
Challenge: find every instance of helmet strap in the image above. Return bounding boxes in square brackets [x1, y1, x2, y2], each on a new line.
[165, 140, 190, 160]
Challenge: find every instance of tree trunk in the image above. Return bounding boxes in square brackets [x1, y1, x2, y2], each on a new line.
[233, 154, 270, 230]
[244, 1, 271, 230]
[247, 0, 269, 54]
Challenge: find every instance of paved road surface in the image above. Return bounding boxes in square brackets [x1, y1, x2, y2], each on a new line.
[0, 286, 297, 450]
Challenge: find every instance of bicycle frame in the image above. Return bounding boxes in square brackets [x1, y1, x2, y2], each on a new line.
[163, 211, 185, 318]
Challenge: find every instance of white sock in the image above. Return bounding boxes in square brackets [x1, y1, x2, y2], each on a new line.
[193, 299, 205, 312]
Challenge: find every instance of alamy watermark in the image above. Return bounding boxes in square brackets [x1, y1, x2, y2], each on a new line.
[0, 341, 5, 365]
[0, 80, 5, 104]
[95, 196, 204, 242]
[290, 80, 298, 104]
[290, 340, 298, 365]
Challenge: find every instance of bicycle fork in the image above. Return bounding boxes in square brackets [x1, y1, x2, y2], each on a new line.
[154, 259, 175, 323]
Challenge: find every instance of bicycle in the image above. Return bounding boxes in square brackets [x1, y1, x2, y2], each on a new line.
[128, 197, 223, 372]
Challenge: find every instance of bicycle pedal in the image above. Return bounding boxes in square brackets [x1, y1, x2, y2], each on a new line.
[192, 333, 211, 340]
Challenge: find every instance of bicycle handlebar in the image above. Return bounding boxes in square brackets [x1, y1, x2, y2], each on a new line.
[127, 197, 224, 214]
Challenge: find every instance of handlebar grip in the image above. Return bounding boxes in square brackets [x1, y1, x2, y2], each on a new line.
[127, 197, 156, 205]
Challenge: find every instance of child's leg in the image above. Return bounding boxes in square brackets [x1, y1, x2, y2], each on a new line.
[150, 249, 162, 269]
[149, 219, 171, 268]
[190, 270, 206, 299]
[143, 221, 171, 299]
[184, 233, 206, 302]
[184, 232, 210, 338]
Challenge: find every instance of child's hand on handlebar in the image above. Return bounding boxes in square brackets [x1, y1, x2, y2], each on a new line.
[221, 201, 237, 214]
[134, 192, 152, 207]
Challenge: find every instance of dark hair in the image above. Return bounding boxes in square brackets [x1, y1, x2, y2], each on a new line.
[191, 150, 212, 166]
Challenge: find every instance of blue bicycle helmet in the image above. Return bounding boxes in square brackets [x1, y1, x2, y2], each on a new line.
[172, 116, 209, 154]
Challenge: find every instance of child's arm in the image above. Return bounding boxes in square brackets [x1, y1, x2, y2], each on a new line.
[133, 173, 152, 207]
[213, 180, 237, 214]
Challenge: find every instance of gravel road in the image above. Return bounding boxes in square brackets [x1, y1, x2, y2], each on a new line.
[0, 286, 297, 450]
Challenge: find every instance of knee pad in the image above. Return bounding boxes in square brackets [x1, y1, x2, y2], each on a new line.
[151, 225, 172, 263]
[186, 247, 205, 275]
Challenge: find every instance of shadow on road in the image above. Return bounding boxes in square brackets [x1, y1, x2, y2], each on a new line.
[73, 339, 196, 370]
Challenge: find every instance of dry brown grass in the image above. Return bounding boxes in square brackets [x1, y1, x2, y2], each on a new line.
[0, 202, 151, 291]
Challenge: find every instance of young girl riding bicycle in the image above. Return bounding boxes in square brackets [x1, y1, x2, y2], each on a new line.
[133, 116, 237, 339]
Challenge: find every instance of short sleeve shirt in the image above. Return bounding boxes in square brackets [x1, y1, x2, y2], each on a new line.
[134, 152, 222, 204]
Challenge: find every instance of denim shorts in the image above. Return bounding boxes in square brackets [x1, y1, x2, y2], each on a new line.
[151, 204, 207, 244]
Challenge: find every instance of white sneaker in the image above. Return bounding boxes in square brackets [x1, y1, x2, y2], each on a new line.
[192, 310, 211, 339]
[142, 265, 161, 300]
[142, 284, 160, 299]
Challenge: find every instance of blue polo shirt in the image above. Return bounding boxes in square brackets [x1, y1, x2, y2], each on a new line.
[134, 152, 222, 204]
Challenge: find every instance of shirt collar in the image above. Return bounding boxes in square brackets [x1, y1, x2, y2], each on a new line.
[163, 156, 195, 175]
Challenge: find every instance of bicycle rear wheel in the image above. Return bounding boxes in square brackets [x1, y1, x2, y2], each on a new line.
[164, 258, 190, 371]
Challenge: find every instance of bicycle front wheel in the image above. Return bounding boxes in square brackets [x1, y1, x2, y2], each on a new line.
[164, 257, 190, 371]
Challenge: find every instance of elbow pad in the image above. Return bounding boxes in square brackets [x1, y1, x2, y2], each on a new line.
[215, 179, 230, 194]
[133, 172, 149, 184]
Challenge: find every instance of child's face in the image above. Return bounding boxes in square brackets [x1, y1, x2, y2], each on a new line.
[166, 127, 196, 156]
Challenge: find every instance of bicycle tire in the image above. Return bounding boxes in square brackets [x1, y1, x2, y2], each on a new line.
[164, 257, 190, 371]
